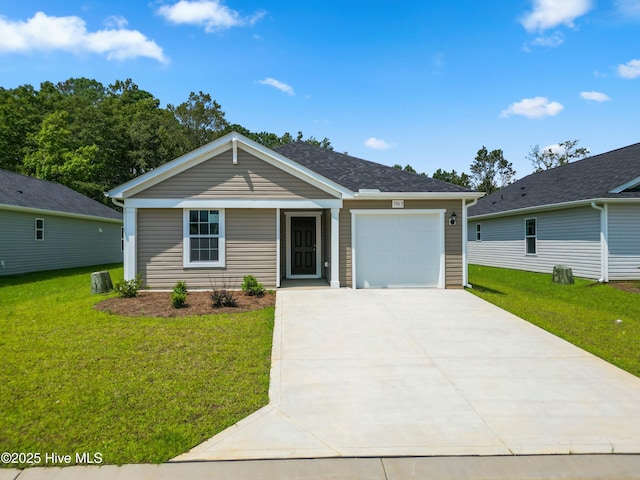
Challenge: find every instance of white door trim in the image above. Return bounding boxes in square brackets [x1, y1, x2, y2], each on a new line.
[351, 209, 446, 289]
[285, 212, 322, 279]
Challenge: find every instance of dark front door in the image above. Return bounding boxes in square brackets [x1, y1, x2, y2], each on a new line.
[291, 217, 316, 275]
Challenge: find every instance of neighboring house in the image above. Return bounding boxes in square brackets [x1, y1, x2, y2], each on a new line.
[108, 131, 483, 289]
[0, 169, 123, 276]
[468, 142, 640, 281]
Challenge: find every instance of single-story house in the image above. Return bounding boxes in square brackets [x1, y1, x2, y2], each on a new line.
[0, 169, 123, 276]
[468, 142, 640, 281]
[108, 132, 484, 289]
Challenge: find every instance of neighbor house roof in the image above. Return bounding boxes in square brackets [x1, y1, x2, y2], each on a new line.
[0, 169, 122, 222]
[469, 142, 640, 218]
[275, 142, 473, 194]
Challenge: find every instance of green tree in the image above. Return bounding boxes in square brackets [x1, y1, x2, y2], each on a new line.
[470, 146, 516, 193]
[168, 91, 229, 151]
[392, 164, 419, 174]
[432, 168, 472, 188]
[527, 139, 589, 172]
[23, 111, 100, 196]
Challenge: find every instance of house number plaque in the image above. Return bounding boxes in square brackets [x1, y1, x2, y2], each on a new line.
[392, 200, 404, 208]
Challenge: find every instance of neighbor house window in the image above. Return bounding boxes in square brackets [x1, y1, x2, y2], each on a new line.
[476, 223, 482, 241]
[121, 226, 124, 252]
[35, 218, 44, 241]
[183, 209, 225, 268]
[525, 218, 536, 255]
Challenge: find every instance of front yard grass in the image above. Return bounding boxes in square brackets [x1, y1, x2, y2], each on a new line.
[468, 265, 640, 378]
[0, 264, 274, 467]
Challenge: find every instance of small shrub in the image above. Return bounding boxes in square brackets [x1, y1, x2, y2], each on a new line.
[114, 275, 142, 298]
[171, 292, 187, 309]
[241, 275, 265, 297]
[211, 288, 237, 308]
[173, 280, 188, 296]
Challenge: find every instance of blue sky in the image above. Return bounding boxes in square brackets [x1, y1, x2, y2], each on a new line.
[1, 0, 639, 178]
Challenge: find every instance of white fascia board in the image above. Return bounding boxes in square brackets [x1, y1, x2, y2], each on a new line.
[352, 191, 484, 200]
[0, 203, 122, 224]
[468, 197, 640, 220]
[124, 198, 343, 210]
[609, 175, 640, 194]
[108, 131, 351, 200]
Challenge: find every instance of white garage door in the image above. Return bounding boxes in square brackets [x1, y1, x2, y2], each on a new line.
[353, 211, 444, 288]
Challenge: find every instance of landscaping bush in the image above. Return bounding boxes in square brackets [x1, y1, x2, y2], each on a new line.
[211, 288, 237, 308]
[241, 275, 265, 297]
[171, 281, 188, 308]
[171, 292, 187, 309]
[114, 275, 142, 298]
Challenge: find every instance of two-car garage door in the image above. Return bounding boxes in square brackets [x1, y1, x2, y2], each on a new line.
[352, 210, 445, 288]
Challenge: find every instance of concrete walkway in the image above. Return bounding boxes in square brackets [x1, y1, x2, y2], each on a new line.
[175, 289, 640, 461]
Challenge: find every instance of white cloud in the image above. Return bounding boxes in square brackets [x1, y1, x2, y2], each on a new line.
[529, 31, 564, 48]
[364, 137, 394, 150]
[615, 0, 640, 17]
[0, 11, 167, 63]
[104, 15, 128, 29]
[580, 91, 611, 102]
[500, 96, 564, 119]
[157, 0, 265, 32]
[520, 0, 592, 32]
[258, 77, 294, 95]
[617, 59, 640, 79]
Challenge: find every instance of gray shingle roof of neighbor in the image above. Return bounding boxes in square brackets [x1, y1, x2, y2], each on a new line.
[274, 142, 474, 193]
[469, 142, 640, 217]
[0, 169, 122, 221]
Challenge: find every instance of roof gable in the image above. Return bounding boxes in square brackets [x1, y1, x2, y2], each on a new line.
[109, 132, 349, 199]
[0, 169, 122, 221]
[469, 142, 640, 217]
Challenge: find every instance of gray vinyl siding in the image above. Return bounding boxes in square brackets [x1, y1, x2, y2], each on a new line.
[134, 150, 335, 199]
[468, 206, 601, 279]
[339, 199, 462, 288]
[608, 203, 640, 280]
[137, 208, 277, 289]
[0, 209, 122, 276]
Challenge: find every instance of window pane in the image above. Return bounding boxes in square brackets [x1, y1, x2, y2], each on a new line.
[209, 211, 219, 223]
[199, 210, 208, 222]
[199, 223, 209, 235]
[190, 210, 198, 222]
[210, 223, 219, 235]
[526, 219, 536, 236]
[189, 224, 198, 235]
[526, 237, 536, 254]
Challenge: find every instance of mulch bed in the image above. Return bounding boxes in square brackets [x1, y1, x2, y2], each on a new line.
[94, 291, 275, 317]
[609, 281, 640, 295]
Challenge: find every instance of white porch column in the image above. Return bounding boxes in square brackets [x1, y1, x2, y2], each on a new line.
[330, 207, 340, 288]
[123, 206, 137, 281]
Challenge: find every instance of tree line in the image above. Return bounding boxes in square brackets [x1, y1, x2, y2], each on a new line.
[397, 139, 589, 194]
[0, 77, 331, 206]
[1, 77, 589, 205]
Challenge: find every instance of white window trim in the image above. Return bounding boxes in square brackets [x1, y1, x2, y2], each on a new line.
[525, 217, 537, 256]
[475, 223, 482, 242]
[183, 209, 226, 268]
[35, 218, 44, 241]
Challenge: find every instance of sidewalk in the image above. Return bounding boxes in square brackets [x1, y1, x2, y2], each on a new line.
[3, 455, 640, 480]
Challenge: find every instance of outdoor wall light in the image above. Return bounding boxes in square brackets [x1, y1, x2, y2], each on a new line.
[449, 212, 457, 226]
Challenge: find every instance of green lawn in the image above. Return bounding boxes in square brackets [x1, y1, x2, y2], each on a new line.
[0, 265, 274, 467]
[468, 265, 640, 378]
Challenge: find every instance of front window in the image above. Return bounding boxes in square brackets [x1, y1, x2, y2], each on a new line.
[525, 218, 536, 255]
[184, 209, 225, 267]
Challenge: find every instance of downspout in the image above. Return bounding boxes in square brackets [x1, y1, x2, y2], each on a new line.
[590, 201, 609, 283]
[111, 198, 124, 209]
[463, 197, 480, 287]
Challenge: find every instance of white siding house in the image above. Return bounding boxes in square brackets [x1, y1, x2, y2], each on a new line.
[468, 143, 640, 281]
[0, 169, 123, 276]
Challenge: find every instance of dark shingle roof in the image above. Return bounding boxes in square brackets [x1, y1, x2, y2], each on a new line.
[274, 142, 473, 193]
[0, 169, 122, 220]
[469, 142, 640, 217]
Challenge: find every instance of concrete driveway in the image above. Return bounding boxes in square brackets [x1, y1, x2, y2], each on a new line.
[174, 289, 640, 461]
